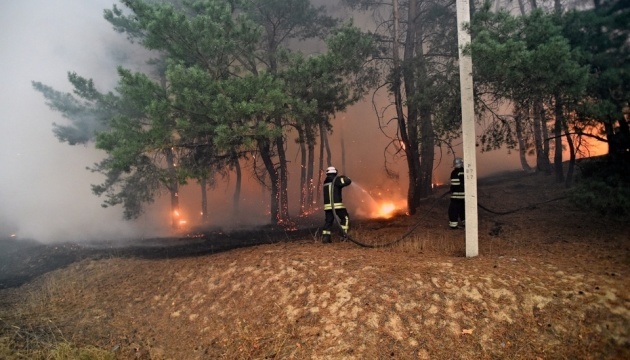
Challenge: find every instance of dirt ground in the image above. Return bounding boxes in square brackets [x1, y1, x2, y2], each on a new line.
[0, 171, 628, 359]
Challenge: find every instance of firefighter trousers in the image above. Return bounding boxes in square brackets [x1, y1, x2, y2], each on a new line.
[323, 208, 349, 240]
[448, 199, 465, 228]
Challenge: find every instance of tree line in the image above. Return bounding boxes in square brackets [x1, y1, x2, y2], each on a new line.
[33, 0, 628, 227]
[34, 0, 379, 228]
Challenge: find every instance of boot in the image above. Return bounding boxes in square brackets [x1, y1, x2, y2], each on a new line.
[322, 234, 332, 244]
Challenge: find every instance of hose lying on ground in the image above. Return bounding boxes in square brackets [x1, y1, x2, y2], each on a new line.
[330, 190, 448, 248]
[330, 188, 568, 248]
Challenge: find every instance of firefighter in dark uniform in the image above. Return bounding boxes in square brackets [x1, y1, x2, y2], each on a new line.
[322, 166, 352, 243]
[448, 157, 465, 229]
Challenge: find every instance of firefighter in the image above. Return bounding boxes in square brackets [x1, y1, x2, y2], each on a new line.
[322, 166, 352, 243]
[448, 157, 465, 229]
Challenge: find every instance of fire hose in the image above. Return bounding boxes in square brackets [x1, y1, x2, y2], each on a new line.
[329, 179, 568, 248]
[477, 196, 567, 215]
[329, 178, 450, 249]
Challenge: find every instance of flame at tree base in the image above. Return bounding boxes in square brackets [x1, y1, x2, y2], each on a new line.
[370, 200, 407, 219]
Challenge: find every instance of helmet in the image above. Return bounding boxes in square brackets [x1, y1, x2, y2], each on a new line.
[453, 158, 463, 168]
[326, 166, 338, 174]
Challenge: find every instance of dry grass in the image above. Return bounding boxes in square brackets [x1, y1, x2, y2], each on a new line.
[0, 172, 628, 359]
[0, 314, 114, 359]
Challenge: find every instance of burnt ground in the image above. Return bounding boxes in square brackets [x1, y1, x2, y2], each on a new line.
[0, 225, 321, 290]
[0, 171, 629, 359]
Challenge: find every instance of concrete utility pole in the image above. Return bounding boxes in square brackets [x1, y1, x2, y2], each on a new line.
[455, 0, 479, 257]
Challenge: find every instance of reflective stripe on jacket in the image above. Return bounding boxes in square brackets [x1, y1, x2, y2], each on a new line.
[450, 167, 465, 200]
[323, 174, 352, 209]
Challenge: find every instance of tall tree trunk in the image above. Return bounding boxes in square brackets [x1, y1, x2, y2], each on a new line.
[418, 107, 434, 198]
[563, 121, 576, 187]
[542, 108, 551, 164]
[164, 147, 180, 229]
[200, 179, 208, 224]
[307, 140, 315, 209]
[316, 122, 325, 203]
[404, 0, 426, 202]
[392, 0, 409, 211]
[397, 101, 420, 214]
[340, 119, 347, 173]
[324, 129, 332, 167]
[233, 156, 241, 216]
[553, 0, 562, 13]
[158, 63, 181, 229]
[530, 0, 538, 9]
[297, 127, 307, 215]
[533, 100, 551, 173]
[515, 103, 533, 172]
[415, 12, 434, 199]
[258, 140, 280, 224]
[275, 135, 289, 221]
[554, 94, 565, 183]
[393, 0, 421, 214]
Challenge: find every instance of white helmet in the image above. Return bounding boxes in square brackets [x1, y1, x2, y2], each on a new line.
[326, 166, 337, 174]
[454, 158, 463, 168]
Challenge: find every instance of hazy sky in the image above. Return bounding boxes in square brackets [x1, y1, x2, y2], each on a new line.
[0, 0, 162, 242]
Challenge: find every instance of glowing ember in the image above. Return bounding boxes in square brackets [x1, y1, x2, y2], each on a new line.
[277, 219, 298, 231]
[185, 233, 205, 239]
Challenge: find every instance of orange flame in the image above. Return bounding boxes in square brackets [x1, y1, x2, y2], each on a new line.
[364, 199, 406, 219]
[376, 202, 397, 219]
[173, 210, 188, 229]
[354, 185, 406, 219]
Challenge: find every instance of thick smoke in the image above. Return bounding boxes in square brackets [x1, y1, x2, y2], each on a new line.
[0, 0, 167, 243]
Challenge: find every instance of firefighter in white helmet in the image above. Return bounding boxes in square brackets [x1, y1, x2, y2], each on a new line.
[448, 157, 465, 229]
[322, 166, 352, 243]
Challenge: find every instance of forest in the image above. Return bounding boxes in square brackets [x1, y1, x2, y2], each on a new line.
[2, 1, 628, 358]
[32, 0, 629, 228]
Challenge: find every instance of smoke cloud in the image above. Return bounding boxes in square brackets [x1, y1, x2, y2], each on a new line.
[0, 0, 167, 242]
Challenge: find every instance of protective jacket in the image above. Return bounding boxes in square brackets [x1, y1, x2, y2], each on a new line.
[448, 165, 465, 229]
[449, 166, 465, 200]
[323, 174, 352, 210]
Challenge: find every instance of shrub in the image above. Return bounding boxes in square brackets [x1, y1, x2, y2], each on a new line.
[570, 155, 630, 218]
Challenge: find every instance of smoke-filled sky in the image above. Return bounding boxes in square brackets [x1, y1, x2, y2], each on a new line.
[0, 0, 528, 243]
[0, 0, 161, 242]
